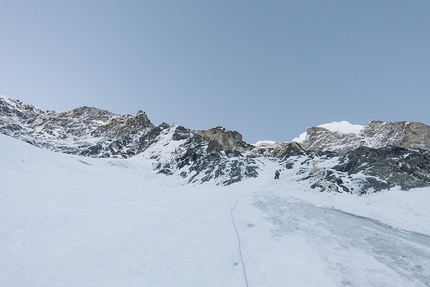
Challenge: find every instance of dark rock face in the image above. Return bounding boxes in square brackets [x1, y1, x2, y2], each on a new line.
[298, 146, 430, 195]
[334, 146, 430, 191]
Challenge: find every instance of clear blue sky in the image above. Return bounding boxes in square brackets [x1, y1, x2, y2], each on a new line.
[1, 1, 429, 143]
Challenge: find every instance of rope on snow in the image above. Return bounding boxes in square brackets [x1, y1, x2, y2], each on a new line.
[231, 196, 250, 287]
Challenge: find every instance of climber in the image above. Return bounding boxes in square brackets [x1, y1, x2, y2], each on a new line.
[274, 169, 280, 179]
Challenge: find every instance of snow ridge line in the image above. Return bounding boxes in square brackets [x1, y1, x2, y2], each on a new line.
[231, 196, 250, 287]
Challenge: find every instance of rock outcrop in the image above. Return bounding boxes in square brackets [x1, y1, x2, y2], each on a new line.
[361, 121, 430, 150]
[299, 126, 362, 153]
[249, 141, 306, 158]
[198, 126, 252, 152]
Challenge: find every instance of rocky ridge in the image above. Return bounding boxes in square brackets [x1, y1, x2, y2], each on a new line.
[0, 95, 260, 185]
[299, 120, 430, 153]
[1, 94, 430, 193]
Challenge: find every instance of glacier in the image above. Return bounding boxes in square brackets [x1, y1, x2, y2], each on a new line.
[1, 133, 430, 286]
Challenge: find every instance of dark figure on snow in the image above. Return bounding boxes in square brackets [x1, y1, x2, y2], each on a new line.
[274, 169, 280, 179]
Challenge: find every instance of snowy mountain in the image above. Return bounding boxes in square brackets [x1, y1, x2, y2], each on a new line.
[2, 95, 430, 286]
[1, 94, 430, 193]
[1, 129, 430, 286]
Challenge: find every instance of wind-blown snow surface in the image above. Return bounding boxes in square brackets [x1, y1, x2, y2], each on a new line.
[1, 134, 430, 287]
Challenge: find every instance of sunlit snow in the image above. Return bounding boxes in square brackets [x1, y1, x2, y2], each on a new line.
[1, 133, 430, 286]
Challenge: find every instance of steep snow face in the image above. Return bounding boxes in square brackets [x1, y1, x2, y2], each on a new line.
[1, 133, 430, 287]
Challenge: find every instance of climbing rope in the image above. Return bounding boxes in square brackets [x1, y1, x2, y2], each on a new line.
[231, 196, 250, 287]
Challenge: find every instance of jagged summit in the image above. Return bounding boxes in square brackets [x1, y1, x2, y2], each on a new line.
[1, 94, 430, 193]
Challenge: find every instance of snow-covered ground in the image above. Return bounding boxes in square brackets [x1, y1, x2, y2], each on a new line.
[1, 133, 429, 286]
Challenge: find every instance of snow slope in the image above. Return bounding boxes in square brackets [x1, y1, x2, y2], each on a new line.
[1, 133, 430, 286]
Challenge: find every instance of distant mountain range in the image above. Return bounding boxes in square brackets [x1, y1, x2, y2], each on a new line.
[1, 94, 430, 193]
